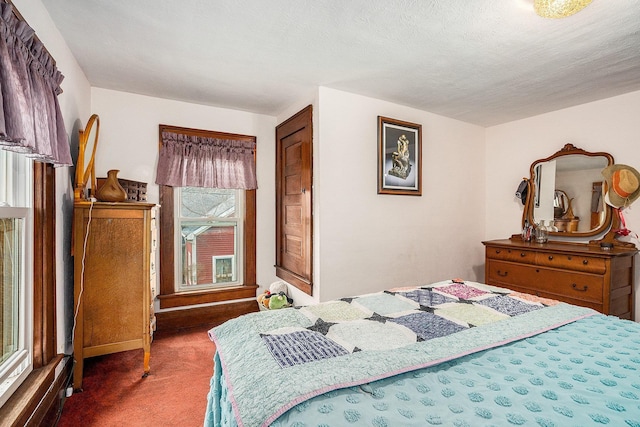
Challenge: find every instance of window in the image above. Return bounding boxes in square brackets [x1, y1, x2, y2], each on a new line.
[157, 125, 257, 311]
[0, 150, 33, 408]
[176, 187, 243, 291]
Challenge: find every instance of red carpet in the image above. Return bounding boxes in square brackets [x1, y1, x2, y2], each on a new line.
[58, 326, 215, 427]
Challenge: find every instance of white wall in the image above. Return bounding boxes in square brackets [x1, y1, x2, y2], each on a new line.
[90, 88, 278, 306]
[315, 88, 487, 302]
[13, 0, 92, 354]
[486, 90, 640, 319]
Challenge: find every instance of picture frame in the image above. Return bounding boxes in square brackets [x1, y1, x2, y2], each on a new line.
[377, 116, 422, 196]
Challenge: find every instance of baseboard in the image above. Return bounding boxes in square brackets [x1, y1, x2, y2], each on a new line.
[155, 300, 258, 332]
[32, 356, 72, 427]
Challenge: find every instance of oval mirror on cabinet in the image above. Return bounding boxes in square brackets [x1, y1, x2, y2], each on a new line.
[523, 143, 613, 238]
[74, 114, 100, 200]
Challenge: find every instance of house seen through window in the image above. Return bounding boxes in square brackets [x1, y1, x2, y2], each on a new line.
[177, 187, 243, 291]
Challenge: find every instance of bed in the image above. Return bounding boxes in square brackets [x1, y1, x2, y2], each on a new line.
[205, 280, 640, 426]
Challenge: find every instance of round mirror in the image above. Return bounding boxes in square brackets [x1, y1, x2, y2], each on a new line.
[74, 114, 100, 200]
[523, 144, 613, 238]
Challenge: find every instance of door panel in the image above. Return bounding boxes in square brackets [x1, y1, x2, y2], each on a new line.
[276, 105, 313, 294]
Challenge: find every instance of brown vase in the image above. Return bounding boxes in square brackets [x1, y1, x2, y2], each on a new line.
[97, 169, 127, 202]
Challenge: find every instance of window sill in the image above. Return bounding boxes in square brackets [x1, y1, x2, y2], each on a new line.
[0, 355, 66, 426]
[158, 284, 258, 309]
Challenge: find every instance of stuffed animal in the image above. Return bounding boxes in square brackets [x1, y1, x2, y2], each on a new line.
[269, 281, 288, 296]
[268, 292, 290, 310]
[257, 290, 271, 309]
[257, 287, 294, 310]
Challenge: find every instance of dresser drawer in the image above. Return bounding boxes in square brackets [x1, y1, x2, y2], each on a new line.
[535, 253, 606, 274]
[486, 246, 536, 265]
[487, 260, 604, 304]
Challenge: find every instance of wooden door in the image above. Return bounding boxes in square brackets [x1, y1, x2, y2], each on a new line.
[276, 106, 313, 294]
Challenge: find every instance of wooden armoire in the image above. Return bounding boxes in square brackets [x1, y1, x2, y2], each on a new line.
[72, 201, 157, 390]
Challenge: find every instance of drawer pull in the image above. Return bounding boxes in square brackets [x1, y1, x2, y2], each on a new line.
[583, 260, 588, 265]
[548, 255, 553, 260]
[495, 249, 501, 254]
[571, 283, 588, 292]
[497, 270, 508, 277]
[520, 252, 526, 257]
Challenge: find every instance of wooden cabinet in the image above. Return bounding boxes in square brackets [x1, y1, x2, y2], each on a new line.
[73, 201, 157, 390]
[483, 239, 637, 320]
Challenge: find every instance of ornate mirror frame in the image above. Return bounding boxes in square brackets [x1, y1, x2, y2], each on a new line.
[522, 143, 614, 240]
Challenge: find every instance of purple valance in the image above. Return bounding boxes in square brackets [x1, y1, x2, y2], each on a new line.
[155, 131, 257, 189]
[0, 3, 71, 166]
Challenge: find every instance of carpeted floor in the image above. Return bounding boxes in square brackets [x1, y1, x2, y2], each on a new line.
[57, 325, 216, 427]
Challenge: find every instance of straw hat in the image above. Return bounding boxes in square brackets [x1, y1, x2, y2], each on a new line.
[601, 164, 640, 208]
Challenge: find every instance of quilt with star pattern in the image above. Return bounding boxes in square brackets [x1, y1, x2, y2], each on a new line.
[207, 280, 597, 427]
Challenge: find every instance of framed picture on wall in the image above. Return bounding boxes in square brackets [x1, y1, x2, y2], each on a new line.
[377, 116, 422, 196]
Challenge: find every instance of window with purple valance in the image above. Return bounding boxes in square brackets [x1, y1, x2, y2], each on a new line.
[155, 130, 257, 189]
[0, 3, 71, 166]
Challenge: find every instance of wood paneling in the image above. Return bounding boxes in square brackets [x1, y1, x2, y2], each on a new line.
[155, 300, 259, 331]
[158, 284, 258, 309]
[32, 162, 56, 368]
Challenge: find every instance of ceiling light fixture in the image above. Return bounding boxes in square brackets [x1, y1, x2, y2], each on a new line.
[534, 0, 593, 18]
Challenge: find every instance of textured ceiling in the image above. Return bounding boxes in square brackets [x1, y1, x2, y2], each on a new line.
[41, 0, 640, 126]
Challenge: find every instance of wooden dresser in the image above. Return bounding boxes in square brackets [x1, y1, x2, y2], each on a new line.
[483, 239, 637, 320]
[73, 201, 157, 390]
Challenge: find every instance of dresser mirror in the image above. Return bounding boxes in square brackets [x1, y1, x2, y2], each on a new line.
[523, 143, 613, 238]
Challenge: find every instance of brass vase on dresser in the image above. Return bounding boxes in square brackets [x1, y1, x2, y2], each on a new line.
[96, 169, 127, 202]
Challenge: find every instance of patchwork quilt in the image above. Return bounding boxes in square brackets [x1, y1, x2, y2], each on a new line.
[207, 280, 597, 427]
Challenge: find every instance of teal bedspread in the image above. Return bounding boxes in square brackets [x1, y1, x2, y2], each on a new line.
[205, 281, 607, 427]
[271, 314, 640, 426]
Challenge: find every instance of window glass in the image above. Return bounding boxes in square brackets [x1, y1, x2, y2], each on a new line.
[0, 150, 33, 407]
[176, 187, 242, 291]
[181, 187, 235, 218]
[0, 216, 21, 364]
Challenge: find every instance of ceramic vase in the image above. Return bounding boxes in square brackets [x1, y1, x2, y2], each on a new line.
[97, 169, 127, 202]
